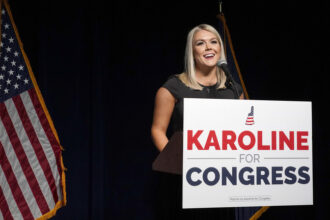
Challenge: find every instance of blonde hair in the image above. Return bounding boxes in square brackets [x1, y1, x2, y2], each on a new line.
[178, 24, 227, 90]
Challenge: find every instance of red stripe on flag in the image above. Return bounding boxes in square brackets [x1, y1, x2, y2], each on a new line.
[0, 141, 33, 219]
[0, 103, 50, 214]
[0, 184, 14, 220]
[28, 89, 62, 177]
[12, 95, 59, 204]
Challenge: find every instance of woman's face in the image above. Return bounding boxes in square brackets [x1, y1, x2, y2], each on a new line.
[193, 30, 221, 69]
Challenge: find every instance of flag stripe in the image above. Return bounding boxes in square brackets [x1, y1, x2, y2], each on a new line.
[0, 141, 34, 219]
[0, 209, 3, 220]
[0, 180, 14, 220]
[0, 102, 50, 214]
[21, 91, 62, 201]
[0, 208, 4, 220]
[7, 97, 58, 209]
[12, 94, 59, 204]
[0, 119, 41, 219]
[28, 89, 62, 177]
[5, 96, 58, 216]
[0, 166, 22, 220]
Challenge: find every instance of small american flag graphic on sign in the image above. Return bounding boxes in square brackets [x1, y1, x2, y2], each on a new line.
[245, 106, 255, 125]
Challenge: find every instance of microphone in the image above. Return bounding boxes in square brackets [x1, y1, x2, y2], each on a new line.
[216, 60, 231, 80]
[216, 60, 239, 99]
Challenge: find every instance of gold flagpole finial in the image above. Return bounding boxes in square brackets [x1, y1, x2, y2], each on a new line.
[219, 1, 223, 14]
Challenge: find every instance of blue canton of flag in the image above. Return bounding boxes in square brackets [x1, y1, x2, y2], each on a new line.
[0, 9, 32, 102]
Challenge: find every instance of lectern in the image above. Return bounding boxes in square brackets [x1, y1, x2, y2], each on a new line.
[152, 131, 183, 175]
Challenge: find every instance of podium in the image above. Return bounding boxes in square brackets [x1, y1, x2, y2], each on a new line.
[152, 132, 183, 175]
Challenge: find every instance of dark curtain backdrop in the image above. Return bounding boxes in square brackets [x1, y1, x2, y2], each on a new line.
[8, 0, 329, 219]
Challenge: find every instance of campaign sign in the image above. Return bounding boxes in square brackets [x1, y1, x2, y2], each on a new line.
[183, 99, 313, 208]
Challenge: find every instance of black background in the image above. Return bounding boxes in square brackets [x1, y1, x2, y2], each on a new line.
[6, 0, 330, 219]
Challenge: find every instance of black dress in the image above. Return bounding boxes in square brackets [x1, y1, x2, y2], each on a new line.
[163, 75, 243, 134]
[155, 75, 243, 220]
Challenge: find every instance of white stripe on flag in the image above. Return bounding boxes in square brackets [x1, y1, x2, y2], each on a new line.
[4, 97, 56, 210]
[21, 91, 63, 201]
[0, 208, 3, 220]
[0, 166, 23, 220]
[0, 119, 42, 219]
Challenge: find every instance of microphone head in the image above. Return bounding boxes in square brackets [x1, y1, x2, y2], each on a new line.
[216, 60, 227, 67]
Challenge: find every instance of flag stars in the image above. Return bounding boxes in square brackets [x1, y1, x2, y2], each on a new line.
[0, 11, 32, 97]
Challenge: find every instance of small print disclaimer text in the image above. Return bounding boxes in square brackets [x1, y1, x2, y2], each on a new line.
[229, 196, 271, 202]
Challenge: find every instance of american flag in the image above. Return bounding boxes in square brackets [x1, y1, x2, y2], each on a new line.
[0, 1, 66, 219]
[245, 106, 255, 125]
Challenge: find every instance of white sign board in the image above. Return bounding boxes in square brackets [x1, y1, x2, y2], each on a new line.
[183, 99, 313, 208]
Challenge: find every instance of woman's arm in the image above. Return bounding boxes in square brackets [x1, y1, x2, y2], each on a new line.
[240, 93, 244, 99]
[151, 87, 176, 151]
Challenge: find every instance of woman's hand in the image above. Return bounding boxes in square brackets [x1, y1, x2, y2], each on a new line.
[151, 88, 176, 151]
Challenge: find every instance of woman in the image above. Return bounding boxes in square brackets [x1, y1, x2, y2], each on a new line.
[152, 24, 243, 152]
[151, 24, 243, 219]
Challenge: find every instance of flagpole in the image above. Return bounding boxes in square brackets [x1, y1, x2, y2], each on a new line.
[216, 3, 269, 219]
[219, 1, 223, 14]
[216, 2, 250, 99]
